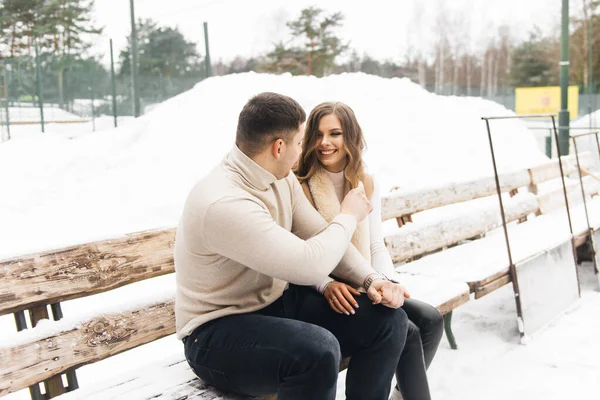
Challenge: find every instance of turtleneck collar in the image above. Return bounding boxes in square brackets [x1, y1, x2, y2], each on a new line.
[224, 145, 278, 191]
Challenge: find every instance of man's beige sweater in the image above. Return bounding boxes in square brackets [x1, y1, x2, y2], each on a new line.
[175, 145, 376, 339]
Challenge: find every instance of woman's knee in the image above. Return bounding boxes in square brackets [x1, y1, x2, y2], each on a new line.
[407, 299, 443, 337]
[378, 306, 409, 346]
[422, 306, 444, 339]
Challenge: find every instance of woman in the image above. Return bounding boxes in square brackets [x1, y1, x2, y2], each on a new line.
[295, 102, 443, 400]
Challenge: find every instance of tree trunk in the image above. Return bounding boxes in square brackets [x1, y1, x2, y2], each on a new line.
[480, 53, 486, 96]
[434, 46, 440, 93]
[453, 57, 459, 95]
[58, 67, 65, 109]
[493, 51, 499, 96]
[439, 43, 445, 94]
[467, 55, 472, 96]
[10, 25, 16, 57]
[418, 58, 426, 87]
[486, 51, 494, 97]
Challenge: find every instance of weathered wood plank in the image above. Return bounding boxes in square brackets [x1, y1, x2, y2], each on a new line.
[385, 193, 539, 263]
[0, 299, 175, 396]
[0, 228, 176, 316]
[537, 176, 600, 215]
[474, 274, 512, 299]
[380, 154, 592, 222]
[29, 304, 67, 397]
[436, 291, 471, 316]
[467, 268, 511, 294]
[380, 169, 531, 221]
[528, 153, 593, 185]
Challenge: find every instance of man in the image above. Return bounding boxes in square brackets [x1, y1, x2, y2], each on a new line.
[175, 92, 409, 400]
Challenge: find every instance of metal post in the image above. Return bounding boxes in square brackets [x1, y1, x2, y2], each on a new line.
[571, 137, 591, 295]
[2, 62, 9, 140]
[204, 22, 212, 77]
[129, 0, 141, 117]
[34, 42, 45, 133]
[592, 5, 595, 133]
[482, 116, 524, 330]
[559, 0, 570, 155]
[90, 72, 96, 132]
[551, 115, 575, 236]
[110, 39, 118, 127]
[590, 2, 595, 96]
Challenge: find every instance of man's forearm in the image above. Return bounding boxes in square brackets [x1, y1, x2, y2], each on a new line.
[330, 245, 378, 288]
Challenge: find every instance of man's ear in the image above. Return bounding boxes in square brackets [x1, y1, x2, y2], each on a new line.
[272, 138, 284, 160]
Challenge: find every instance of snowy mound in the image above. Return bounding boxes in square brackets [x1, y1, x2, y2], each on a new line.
[0, 72, 546, 258]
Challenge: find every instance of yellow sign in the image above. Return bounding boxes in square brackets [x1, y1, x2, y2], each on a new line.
[515, 86, 579, 119]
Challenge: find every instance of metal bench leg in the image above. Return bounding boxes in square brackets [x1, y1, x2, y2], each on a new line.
[444, 311, 458, 350]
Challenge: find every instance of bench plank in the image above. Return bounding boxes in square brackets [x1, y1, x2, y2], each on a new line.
[397, 208, 578, 296]
[380, 154, 590, 222]
[0, 299, 175, 396]
[381, 170, 531, 221]
[528, 153, 593, 185]
[385, 192, 538, 263]
[0, 228, 176, 316]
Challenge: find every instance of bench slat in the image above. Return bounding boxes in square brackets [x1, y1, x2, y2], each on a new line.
[381, 170, 531, 221]
[0, 299, 175, 396]
[381, 154, 589, 221]
[385, 192, 538, 263]
[397, 206, 583, 296]
[528, 153, 593, 185]
[0, 228, 176, 316]
[537, 176, 600, 214]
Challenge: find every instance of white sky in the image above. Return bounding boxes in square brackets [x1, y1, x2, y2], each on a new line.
[91, 0, 560, 66]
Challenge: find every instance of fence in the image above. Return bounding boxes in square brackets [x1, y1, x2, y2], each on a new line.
[0, 48, 207, 136]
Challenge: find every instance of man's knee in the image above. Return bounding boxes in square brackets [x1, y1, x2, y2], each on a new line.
[284, 324, 341, 378]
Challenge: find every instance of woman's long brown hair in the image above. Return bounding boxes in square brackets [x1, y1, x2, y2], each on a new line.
[295, 102, 366, 188]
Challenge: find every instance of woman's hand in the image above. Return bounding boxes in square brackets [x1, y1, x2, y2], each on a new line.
[323, 280, 361, 315]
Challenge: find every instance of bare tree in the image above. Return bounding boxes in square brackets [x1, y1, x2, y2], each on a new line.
[406, 1, 428, 87]
[434, 0, 448, 94]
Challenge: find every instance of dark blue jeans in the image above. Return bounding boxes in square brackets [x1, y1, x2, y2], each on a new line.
[183, 284, 409, 400]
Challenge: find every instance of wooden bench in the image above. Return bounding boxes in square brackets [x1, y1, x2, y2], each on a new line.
[1, 155, 596, 400]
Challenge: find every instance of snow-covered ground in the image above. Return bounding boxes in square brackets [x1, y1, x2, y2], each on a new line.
[1, 73, 598, 399]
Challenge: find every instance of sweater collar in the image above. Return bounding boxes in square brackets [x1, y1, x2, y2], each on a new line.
[225, 145, 278, 191]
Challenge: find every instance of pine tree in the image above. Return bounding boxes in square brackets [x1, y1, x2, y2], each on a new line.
[509, 29, 558, 87]
[262, 7, 348, 77]
[118, 19, 203, 101]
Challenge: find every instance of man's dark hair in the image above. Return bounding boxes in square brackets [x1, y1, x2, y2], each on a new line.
[236, 92, 306, 157]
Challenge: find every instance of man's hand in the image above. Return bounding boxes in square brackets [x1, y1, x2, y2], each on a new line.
[324, 280, 361, 315]
[340, 181, 372, 223]
[366, 279, 410, 309]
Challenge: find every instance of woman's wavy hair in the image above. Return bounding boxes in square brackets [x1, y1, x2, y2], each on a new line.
[295, 102, 366, 188]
